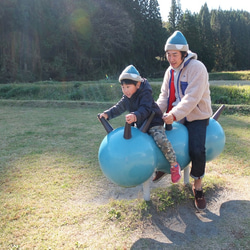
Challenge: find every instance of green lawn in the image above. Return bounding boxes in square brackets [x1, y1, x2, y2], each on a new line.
[0, 104, 249, 249]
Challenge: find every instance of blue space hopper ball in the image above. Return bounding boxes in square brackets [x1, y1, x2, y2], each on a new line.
[98, 113, 157, 187]
[155, 105, 226, 173]
[153, 122, 190, 173]
[97, 105, 225, 188]
[205, 105, 226, 161]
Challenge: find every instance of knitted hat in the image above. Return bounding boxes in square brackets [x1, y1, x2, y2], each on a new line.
[164, 31, 189, 52]
[118, 65, 142, 83]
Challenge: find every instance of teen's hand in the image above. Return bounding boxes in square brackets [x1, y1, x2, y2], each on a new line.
[162, 113, 174, 124]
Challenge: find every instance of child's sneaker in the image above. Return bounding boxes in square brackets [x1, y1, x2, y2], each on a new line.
[170, 163, 181, 183]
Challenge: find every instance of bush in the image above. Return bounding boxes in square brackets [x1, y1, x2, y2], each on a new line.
[210, 85, 250, 105]
[81, 83, 121, 102]
[2, 85, 40, 99]
[0, 81, 249, 107]
[209, 71, 250, 80]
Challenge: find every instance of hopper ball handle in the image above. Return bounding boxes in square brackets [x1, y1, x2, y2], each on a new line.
[165, 124, 173, 131]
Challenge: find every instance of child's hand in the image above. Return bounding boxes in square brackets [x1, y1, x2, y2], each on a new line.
[126, 114, 137, 124]
[99, 113, 108, 120]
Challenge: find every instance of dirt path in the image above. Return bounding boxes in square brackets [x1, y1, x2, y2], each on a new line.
[97, 174, 250, 249]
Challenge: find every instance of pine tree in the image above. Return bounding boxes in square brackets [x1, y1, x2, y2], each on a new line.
[168, 0, 182, 33]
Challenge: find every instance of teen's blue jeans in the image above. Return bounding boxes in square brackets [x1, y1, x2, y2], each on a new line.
[184, 119, 209, 179]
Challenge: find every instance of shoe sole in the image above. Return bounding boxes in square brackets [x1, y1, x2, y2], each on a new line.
[152, 173, 167, 183]
[194, 201, 207, 211]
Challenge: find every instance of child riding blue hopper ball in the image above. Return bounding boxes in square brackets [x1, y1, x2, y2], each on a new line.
[98, 31, 226, 210]
[98, 105, 225, 188]
[97, 65, 225, 188]
[98, 64, 183, 186]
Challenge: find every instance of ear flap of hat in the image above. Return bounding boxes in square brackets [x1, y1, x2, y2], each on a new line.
[165, 31, 189, 52]
[119, 65, 142, 82]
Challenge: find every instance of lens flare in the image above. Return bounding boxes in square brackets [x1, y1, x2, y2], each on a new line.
[70, 9, 92, 38]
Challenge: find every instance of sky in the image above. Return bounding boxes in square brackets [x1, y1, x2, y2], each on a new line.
[158, 0, 250, 21]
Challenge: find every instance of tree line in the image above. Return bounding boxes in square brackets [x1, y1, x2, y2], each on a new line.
[0, 0, 249, 83]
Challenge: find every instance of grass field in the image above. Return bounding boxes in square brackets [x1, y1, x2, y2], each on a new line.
[0, 71, 249, 249]
[0, 103, 249, 249]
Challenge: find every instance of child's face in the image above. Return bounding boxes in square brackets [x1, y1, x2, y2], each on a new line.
[121, 83, 139, 98]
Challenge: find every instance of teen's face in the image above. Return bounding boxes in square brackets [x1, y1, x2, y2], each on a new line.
[166, 50, 183, 69]
[121, 83, 138, 98]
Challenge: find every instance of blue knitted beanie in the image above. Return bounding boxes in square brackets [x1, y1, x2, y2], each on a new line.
[119, 65, 142, 83]
[165, 31, 189, 52]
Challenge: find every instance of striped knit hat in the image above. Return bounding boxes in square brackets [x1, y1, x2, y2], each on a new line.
[164, 31, 189, 52]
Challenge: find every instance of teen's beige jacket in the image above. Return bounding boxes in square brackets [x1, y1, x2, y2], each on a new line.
[157, 51, 213, 122]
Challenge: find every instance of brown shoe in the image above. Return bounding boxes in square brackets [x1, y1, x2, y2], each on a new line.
[152, 171, 167, 183]
[192, 185, 206, 210]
